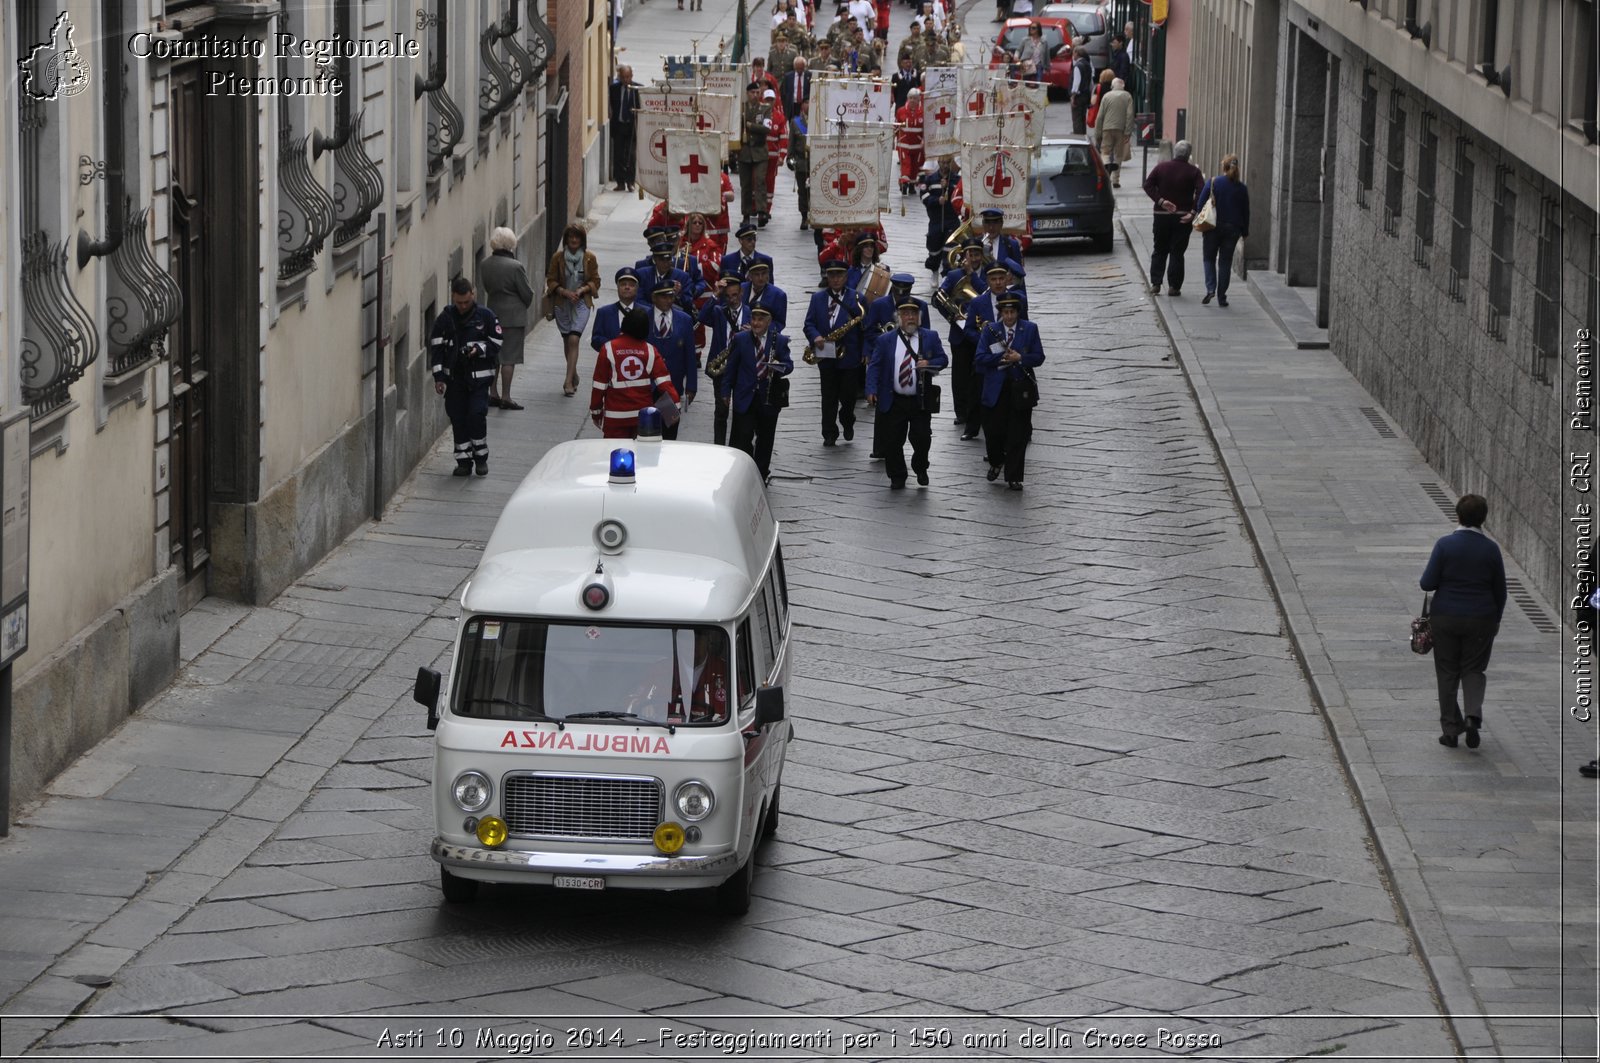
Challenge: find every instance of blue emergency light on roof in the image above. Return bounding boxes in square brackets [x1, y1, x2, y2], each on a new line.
[608, 448, 636, 484]
[636, 406, 663, 440]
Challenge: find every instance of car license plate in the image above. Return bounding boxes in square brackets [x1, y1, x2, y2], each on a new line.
[1033, 217, 1074, 231]
[553, 875, 605, 890]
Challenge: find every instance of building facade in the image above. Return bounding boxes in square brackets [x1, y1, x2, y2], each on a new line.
[2, 0, 607, 811]
[1184, 0, 1599, 609]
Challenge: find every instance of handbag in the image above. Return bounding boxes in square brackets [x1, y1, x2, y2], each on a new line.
[1086, 102, 1099, 128]
[1012, 367, 1039, 410]
[922, 381, 942, 414]
[1192, 179, 1218, 232]
[1409, 594, 1433, 655]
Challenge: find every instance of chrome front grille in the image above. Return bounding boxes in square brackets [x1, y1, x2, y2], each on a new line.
[501, 772, 662, 841]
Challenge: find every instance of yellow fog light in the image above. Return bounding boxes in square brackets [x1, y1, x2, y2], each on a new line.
[476, 816, 508, 848]
[653, 822, 686, 854]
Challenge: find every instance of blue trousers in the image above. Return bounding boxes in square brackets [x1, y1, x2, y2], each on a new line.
[444, 386, 490, 465]
[1202, 226, 1242, 297]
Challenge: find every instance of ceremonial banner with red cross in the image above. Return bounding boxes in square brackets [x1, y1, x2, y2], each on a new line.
[962, 113, 1040, 155]
[960, 145, 1030, 232]
[921, 86, 960, 157]
[958, 66, 998, 122]
[665, 130, 725, 215]
[808, 135, 882, 227]
[811, 77, 894, 132]
[634, 109, 683, 200]
[995, 81, 1048, 152]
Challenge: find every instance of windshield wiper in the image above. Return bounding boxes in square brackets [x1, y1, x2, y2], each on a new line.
[563, 710, 676, 734]
[462, 697, 563, 726]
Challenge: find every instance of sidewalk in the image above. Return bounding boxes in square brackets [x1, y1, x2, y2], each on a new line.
[1114, 187, 1599, 1059]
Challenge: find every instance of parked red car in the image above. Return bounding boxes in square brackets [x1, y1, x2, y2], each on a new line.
[988, 17, 1075, 97]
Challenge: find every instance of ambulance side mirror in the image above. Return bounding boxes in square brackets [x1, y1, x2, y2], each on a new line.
[754, 685, 786, 727]
[415, 667, 442, 731]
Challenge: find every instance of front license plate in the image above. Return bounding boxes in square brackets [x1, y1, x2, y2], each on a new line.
[553, 875, 606, 890]
[1033, 216, 1074, 231]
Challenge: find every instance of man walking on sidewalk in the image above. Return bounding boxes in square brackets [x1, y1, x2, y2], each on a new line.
[430, 278, 503, 476]
[1142, 140, 1204, 296]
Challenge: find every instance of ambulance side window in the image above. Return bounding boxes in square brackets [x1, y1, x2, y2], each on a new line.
[762, 579, 784, 650]
[773, 545, 789, 619]
[749, 583, 776, 682]
[736, 619, 756, 705]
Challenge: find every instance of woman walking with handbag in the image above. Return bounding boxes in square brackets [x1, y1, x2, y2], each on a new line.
[974, 295, 1043, 491]
[546, 224, 602, 396]
[1420, 493, 1508, 749]
[1195, 154, 1250, 307]
[480, 227, 535, 410]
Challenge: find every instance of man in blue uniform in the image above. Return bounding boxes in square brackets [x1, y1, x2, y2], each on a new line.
[638, 241, 703, 314]
[646, 281, 699, 440]
[590, 268, 644, 351]
[977, 207, 1025, 281]
[867, 301, 948, 489]
[741, 261, 788, 329]
[430, 277, 503, 476]
[720, 224, 776, 283]
[802, 260, 866, 447]
[699, 276, 750, 446]
[862, 273, 929, 461]
[975, 293, 1044, 490]
[721, 305, 794, 484]
[937, 240, 989, 439]
[961, 262, 1029, 428]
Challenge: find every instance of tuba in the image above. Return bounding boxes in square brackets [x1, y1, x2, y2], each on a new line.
[940, 216, 977, 271]
[932, 274, 979, 324]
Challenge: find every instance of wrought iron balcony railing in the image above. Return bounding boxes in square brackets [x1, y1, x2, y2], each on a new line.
[105, 206, 183, 375]
[20, 230, 99, 417]
[278, 125, 337, 280]
[317, 110, 385, 247]
[524, 0, 553, 82]
[480, 20, 518, 126]
[416, 65, 465, 174]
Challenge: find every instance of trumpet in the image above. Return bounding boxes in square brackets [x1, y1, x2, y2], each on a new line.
[802, 313, 864, 364]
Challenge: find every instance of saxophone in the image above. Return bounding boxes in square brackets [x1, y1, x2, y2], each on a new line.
[704, 310, 746, 378]
[802, 313, 865, 364]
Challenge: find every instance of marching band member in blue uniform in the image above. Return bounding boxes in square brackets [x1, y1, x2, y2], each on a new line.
[646, 281, 700, 440]
[863, 273, 928, 462]
[699, 276, 751, 446]
[867, 301, 948, 490]
[977, 207, 1026, 282]
[590, 267, 644, 352]
[802, 260, 866, 447]
[938, 240, 989, 440]
[975, 293, 1044, 490]
[721, 305, 794, 484]
[638, 240, 703, 315]
[740, 260, 789, 330]
[962, 263, 1031, 429]
[720, 224, 777, 283]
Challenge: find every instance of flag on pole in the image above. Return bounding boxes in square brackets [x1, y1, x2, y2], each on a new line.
[959, 144, 1029, 232]
[634, 110, 679, 200]
[809, 134, 882, 227]
[921, 86, 960, 157]
[665, 130, 725, 215]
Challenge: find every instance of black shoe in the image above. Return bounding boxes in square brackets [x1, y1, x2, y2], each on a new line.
[987, 464, 1001, 481]
[453, 463, 472, 477]
[916, 470, 929, 486]
[870, 453, 884, 461]
[1168, 288, 1182, 297]
[1464, 717, 1481, 748]
[474, 459, 489, 476]
[953, 416, 965, 425]
[759, 213, 770, 226]
[1439, 734, 1458, 748]
[1150, 283, 1161, 295]
[889, 479, 906, 490]
[1007, 481, 1023, 491]
[823, 438, 837, 447]
[842, 422, 854, 441]
[1218, 295, 1229, 307]
[1202, 291, 1214, 304]
[960, 431, 980, 441]
[1582, 760, 1600, 778]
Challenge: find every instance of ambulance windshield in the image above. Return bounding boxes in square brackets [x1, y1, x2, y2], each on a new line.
[456, 619, 733, 726]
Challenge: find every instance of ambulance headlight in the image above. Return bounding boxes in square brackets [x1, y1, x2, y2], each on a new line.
[451, 771, 493, 812]
[674, 780, 715, 822]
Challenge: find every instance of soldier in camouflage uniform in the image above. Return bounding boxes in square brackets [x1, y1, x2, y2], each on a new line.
[897, 20, 927, 68]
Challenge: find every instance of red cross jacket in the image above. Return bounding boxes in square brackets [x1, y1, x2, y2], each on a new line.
[590, 336, 681, 433]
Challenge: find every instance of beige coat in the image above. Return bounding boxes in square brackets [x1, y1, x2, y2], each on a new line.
[544, 248, 601, 309]
[1096, 88, 1135, 138]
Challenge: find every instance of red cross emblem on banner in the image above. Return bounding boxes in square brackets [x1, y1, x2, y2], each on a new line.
[650, 131, 668, 159]
[695, 111, 715, 131]
[966, 94, 985, 115]
[933, 106, 953, 126]
[985, 166, 1013, 196]
[680, 154, 709, 183]
[831, 170, 858, 198]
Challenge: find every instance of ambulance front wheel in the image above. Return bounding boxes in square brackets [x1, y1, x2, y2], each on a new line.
[440, 866, 480, 904]
[713, 854, 755, 917]
[761, 785, 781, 843]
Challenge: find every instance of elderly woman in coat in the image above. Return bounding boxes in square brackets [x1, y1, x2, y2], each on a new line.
[479, 227, 536, 409]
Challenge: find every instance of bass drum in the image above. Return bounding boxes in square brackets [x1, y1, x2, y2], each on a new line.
[856, 263, 893, 304]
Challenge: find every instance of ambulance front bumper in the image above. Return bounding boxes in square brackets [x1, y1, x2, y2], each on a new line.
[431, 837, 742, 885]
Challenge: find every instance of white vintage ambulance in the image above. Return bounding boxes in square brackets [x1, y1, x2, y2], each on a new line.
[414, 433, 793, 914]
